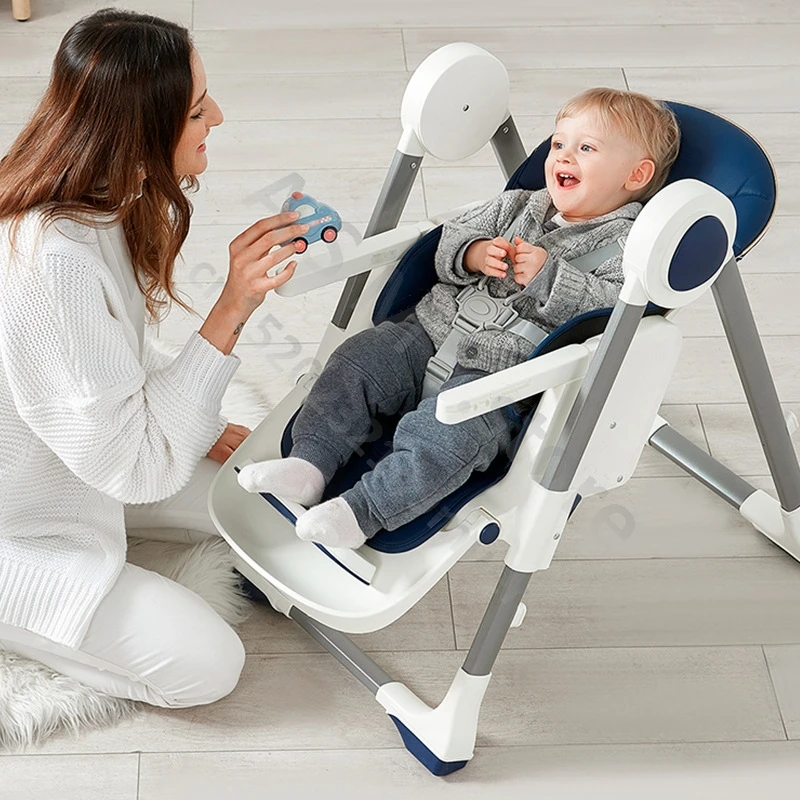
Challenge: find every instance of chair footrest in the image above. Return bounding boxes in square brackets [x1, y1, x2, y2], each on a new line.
[232, 468, 378, 585]
[215, 457, 481, 633]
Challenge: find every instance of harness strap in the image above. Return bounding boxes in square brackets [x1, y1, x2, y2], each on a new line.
[421, 238, 624, 400]
[560, 239, 625, 273]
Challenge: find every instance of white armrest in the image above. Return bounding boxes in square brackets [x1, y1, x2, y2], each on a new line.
[275, 220, 435, 297]
[435, 344, 591, 425]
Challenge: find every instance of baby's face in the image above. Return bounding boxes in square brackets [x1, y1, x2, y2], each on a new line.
[544, 109, 652, 222]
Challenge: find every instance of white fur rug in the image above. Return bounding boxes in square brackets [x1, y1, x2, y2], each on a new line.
[0, 337, 271, 752]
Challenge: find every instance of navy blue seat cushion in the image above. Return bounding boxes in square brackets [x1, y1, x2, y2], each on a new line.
[280, 407, 511, 553]
[281, 102, 775, 554]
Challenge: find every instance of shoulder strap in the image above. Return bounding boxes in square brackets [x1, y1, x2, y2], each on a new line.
[565, 238, 625, 274]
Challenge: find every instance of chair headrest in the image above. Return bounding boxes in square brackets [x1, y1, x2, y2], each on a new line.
[373, 102, 776, 325]
[506, 101, 776, 258]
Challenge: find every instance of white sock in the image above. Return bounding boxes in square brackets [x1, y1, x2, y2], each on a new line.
[295, 498, 367, 550]
[237, 457, 325, 507]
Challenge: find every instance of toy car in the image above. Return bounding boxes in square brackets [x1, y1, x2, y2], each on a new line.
[281, 192, 342, 253]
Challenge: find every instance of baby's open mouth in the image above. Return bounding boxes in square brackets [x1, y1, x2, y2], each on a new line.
[557, 172, 580, 188]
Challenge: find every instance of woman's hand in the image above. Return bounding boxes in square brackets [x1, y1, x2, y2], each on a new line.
[222, 211, 310, 313]
[200, 211, 309, 355]
[207, 422, 251, 464]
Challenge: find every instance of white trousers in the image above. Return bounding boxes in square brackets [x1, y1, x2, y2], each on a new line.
[0, 458, 246, 708]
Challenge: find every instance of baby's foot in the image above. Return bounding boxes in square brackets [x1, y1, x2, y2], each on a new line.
[295, 498, 367, 550]
[237, 457, 325, 507]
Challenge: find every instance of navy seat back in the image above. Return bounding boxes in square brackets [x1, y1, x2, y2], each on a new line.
[284, 103, 776, 553]
[373, 102, 776, 326]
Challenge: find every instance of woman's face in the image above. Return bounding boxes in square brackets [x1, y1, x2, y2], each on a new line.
[174, 49, 223, 177]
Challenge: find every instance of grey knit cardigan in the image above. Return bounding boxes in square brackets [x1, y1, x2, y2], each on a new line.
[414, 188, 641, 373]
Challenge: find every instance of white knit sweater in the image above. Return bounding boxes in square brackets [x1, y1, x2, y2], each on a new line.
[0, 210, 240, 647]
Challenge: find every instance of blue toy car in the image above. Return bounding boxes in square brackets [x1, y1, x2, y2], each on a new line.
[281, 192, 342, 253]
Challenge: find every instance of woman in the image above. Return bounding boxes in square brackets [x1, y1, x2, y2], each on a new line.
[0, 9, 308, 707]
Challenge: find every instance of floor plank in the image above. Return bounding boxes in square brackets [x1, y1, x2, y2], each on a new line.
[193, 0, 800, 29]
[33, 647, 785, 754]
[139, 742, 800, 800]
[700, 403, 800, 476]
[763, 644, 800, 738]
[189, 168, 426, 225]
[450, 557, 800, 649]
[550, 476, 777, 561]
[665, 337, 800, 404]
[0, 754, 138, 800]
[739, 217, 800, 273]
[626, 66, 800, 112]
[0, 0, 191, 30]
[193, 30, 406, 75]
[671, 274, 800, 338]
[403, 25, 800, 70]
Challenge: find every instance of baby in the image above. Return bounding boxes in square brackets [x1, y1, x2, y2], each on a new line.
[238, 88, 681, 549]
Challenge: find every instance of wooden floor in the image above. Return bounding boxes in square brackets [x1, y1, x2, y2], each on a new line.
[3, 1, 800, 797]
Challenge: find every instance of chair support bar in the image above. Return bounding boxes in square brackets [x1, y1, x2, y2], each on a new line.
[462, 566, 532, 676]
[289, 607, 393, 695]
[490, 115, 529, 181]
[333, 149, 423, 330]
[712, 258, 800, 512]
[541, 298, 647, 492]
[648, 421, 758, 508]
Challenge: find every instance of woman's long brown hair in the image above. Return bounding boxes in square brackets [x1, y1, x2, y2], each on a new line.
[0, 8, 197, 320]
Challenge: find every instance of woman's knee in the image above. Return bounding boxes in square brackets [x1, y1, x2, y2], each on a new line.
[147, 608, 245, 708]
[174, 620, 245, 706]
[86, 564, 246, 708]
[159, 580, 247, 706]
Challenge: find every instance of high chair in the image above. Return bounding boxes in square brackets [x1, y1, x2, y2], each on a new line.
[208, 43, 794, 775]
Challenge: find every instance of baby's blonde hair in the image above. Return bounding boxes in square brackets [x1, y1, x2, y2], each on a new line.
[556, 87, 681, 201]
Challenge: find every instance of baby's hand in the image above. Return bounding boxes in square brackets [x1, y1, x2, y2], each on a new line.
[511, 237, 548, 286]
[468, 236, 516, 278]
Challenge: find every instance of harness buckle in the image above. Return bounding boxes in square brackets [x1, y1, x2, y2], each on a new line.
[453, 278, 521, 334]
[421, 280, 540, 400]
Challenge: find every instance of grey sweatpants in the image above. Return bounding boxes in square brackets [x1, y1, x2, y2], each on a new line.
[290, 314, 519, 537]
